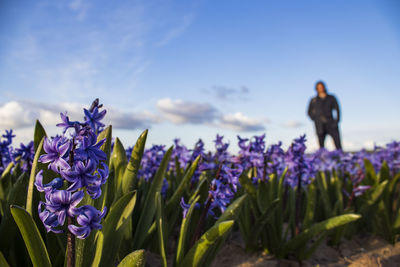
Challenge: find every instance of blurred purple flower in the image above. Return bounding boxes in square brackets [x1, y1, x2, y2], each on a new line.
[84, 106, 106, 132]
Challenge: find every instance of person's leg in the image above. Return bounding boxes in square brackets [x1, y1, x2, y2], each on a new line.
[316, 122, 326, 148]
[328, 122, 342, 150]
[318, 133, 326, 148]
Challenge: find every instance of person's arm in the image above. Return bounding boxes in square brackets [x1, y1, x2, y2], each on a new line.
[307, 98, 316, 121]
[332, 96, 340, 122]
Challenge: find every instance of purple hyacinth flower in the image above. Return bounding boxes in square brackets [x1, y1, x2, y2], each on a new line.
[44, 190, 84, 226]
[14, 141, 35, 171]
[2, 129, 15, 144]
[237, 135, 249, 151]
[354, 185, 371, 197]
[98, 162, 109, 185]
[38, 202, 64, 233]
[75, 132, 106, 164]
[207, 179, 235, 218]
[180, 197, 190, 218]
[84, 106, 106, 132]
[39, 137, 70, 173]
[34, 170, 64, 194]
[220, 165, 242, 192]
[180, 197, 200, 218]
[68, 205, 107, 239]
[56, 112, 81, 134]
[61, 160, 101, 198]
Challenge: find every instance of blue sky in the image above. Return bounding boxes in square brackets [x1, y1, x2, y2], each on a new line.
[0, 0, 399, 152]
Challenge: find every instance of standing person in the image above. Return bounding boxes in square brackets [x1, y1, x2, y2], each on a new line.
[307, 81, 342, 150]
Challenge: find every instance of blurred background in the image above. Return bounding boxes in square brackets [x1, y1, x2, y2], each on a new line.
[0, 0, 399, 152]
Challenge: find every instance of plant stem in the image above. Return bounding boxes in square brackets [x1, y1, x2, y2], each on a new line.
[67, 216, 75, 267]
[295, 164, 303, 235]
[190, 196, 212, 247]
[190, 164, 222, 246]
[67, 138, 76, 267]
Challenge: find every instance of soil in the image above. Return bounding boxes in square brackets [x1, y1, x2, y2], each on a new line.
[145, 233, 400, 266]
[211, 234, 400, 267]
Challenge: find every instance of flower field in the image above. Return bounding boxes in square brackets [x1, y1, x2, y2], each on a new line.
[0, 99, 399, 267]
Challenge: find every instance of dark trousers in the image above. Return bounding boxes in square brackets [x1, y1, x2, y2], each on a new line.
[315, 121, 342, 150]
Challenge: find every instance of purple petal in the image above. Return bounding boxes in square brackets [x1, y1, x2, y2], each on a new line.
[58, 210, 66, 225]
[71, 191, 84, 207]
[58, 141, 70, 157]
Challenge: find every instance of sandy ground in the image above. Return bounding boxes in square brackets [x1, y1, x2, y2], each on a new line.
[211, 234, 400, 267]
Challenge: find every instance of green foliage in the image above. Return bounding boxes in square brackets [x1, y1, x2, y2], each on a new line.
[3, 119, 400, 267]
[132, 146, 173, 249]
[92, 191, 137, 267]
[175, 195, 200, 266]
[0, 251, 10, 267]
[122, 130, 148, 195]
[280, 214, 361, 260]
[33, 120, 47, 152]
[178, 220, 234, 267]
[155, 192, 167, 267]
[10, 205, 52, 267]
[117, 250, 146, 267]
[26, 138, 44, 216]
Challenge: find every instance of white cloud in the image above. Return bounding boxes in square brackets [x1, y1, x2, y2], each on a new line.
[0, 100, 157, 132]
[363, 140, 375, 150]
[156, 98, 266, 132]
[283, 120, 304, 128]
[156, 98, 218, 124]
[105, 109, 159, 130]
[218, 112, 265, 132]
[0, 101, 39, 128]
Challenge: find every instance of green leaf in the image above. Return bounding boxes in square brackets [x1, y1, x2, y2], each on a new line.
[94, 126, 113, 211]
[281, 214, 361, 257]
[132, 147, 173, 249]
[0, 251, 10, 267]
[303, 183, 316, 229]
[0, 172, 29, 252]
[216, 194, 248, 224]
[315, 172, 332, 217]
[97, 125, 113, 165]
[33, 120, 47, 152]
[117, 250, 146, 267]
[91, 191, 137, 267]
[26, 138, 44, 216]
[111, 138, 128, 200]
[166, 156, 200, 214]
[10, 205, 51, 267]
[189, 177, 207, 203]
[257, 181, 270, 213]
[156, 192, 167, 267]
[0, 161, 14, 180]
[175, 195, 200, 266]
[364, 159, 378, 184]
[178, 220, 234, 267]
[202, 194, 248, 267]
[277, 167, 288, 199]
[246, 198, 279, 249]
[239, 173, 256, 199]
[122, 130, 148, 195]
[366, 180, 388, 206]
[378, 161, 390, 182]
